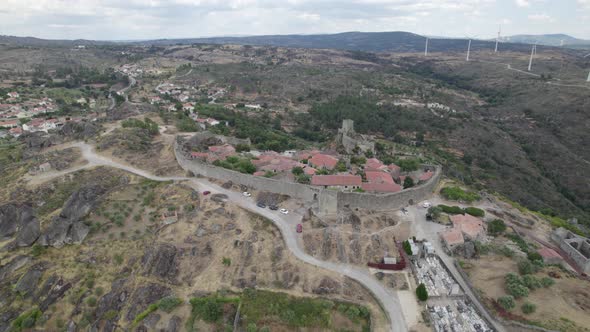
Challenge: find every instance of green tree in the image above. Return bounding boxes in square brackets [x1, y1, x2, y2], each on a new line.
[335, 160, 348, 172]
[497, 296, 515, 311]
[416, 283, 428, 301]
[292, 166, 304, 176]
[488, 219, 506, 236]
[403, 176, 415, 189]
[521, 302, 537, 314]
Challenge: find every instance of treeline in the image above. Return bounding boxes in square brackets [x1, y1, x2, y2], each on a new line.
[308, 95, 454, 137]
[31, 66, 128, 89]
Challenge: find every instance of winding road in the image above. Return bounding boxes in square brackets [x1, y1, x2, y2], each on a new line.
[44, 142, 408, 332]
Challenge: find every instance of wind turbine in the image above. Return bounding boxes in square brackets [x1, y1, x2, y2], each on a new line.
[424, 37, 429, 56]
[466, 38, 473, 61]
[527, 43, 537, 72]
[494, 25, 501, 53]
[587, 71, 590, 82]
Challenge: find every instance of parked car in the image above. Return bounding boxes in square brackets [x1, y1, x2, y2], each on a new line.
[280, 208, 289, 215]
[203, 191, 211, 196]
[243, 192, 251, 197]
[269, 205, 278, 211]
[296, 224, 303, 233]
[422, 201, 431, 208]
[257, 202, 266, 208]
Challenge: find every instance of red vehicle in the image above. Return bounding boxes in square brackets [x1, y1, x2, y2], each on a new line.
[296, 224, 303, 233]
[203, 191, 211, 195]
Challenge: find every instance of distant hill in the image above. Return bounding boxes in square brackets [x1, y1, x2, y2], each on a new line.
[138, 31, 542, 54]
[1, 31, 581, 54]
[0, 35, 111, 47]
[499, 34, 590, 48]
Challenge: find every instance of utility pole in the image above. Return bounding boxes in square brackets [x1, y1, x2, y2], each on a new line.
[466, 39, 472, 61]
[424, 37, 429, 56]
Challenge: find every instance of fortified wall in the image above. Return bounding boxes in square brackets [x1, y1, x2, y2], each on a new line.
[174, 136, 441, 215]
[551, 228, 590, 274]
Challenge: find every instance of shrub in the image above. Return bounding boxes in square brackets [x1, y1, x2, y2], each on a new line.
[292, 166, 304, 176]
[464, 207, 485, 217]
[541, 277, 555, 288]
[521, 302, 537, 314]
[440, 186, 480, 202]
[416, 283, 428, 301]
[506, 281, 529, 298]
[488, 219, 506, 236]
[86, 296, 97, 307]
[497, 296, 515, 311]
[402, 240, 413, 255]
[527, 251, 543, 262]
[95, 287, 104, 296]
[31, 244, 46, 257]
[438, 205, 464, 215]
[427, 206, 443, 220]
[113, 254, 124, 265]
[222, 257, 231, 266]
[498, 246, 515, 257]
[158, 297, 183, 313]
[403, 176, 415, 189]
[522, 275, 542, 290]
[518, 260, 535, 275]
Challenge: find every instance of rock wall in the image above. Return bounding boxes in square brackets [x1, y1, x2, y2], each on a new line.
[337, 167, 441, 211]
[174, 136, 440, 215]
[551, 228, 590, 274]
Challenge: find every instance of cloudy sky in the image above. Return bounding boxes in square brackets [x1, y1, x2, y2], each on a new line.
[0, 0, 589, 41]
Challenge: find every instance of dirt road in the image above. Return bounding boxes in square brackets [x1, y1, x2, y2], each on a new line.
[37, 142, 408, 332]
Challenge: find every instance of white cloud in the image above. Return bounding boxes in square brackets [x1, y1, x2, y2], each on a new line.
[528, 13, 555, 22]
[515, 0, 530, 7]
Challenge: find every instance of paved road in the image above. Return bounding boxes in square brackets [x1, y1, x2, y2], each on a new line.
[50, 142, 408, 332]
[407, 199, 506, 332]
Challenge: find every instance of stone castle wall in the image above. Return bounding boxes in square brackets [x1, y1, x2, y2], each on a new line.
[174, 136, 440, 215]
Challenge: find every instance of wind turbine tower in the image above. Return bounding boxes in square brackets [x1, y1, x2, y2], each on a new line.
[528, 44, 537, 72]
[466, 39, 472, 61]
[494, 25, 501, 53]
[587, 71, 590, 82]
[424, 37, 429, 56]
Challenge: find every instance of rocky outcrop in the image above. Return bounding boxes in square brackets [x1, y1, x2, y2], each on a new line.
[166, 316, 182, 332]
[60, 121, 100, 139]
[141, 244, 179, 283]
[96, 278, 128, 321]
[313, 277, 341, 295]
[0, 204, 40, 248]
[38, 185, 107, 247]
[14, 262, 46, 297]
[125, 283, 172, 321]
[0, 255, 30, 280]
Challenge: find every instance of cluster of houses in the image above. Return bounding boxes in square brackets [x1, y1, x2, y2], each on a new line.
[0, 115, 97, 138]
[189, 143, 435, 194]
[117, 63, 161, 77]
[0, 94, 63, 137]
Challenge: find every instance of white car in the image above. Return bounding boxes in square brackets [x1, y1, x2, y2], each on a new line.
[280, 208, 289, 215]
[422, 201, 431, 208]
[243, 192, 251, 197]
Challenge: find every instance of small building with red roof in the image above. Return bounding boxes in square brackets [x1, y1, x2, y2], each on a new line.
[537, 247, 563, 265]
[440, 228, 465, 250]
[365, 171, 395, 185]
[308, 154, 339, 170]
[311, 175, 361, 190]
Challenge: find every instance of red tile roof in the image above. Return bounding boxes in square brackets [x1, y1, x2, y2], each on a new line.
[304, 167, 317, 175]
[365, 158, 386, 171]
[308, 154, 339, 170]
[365, 171, 395, 184]
[537, 247, 561, 259]
[361, 182, 402, 193]
[419, 170, 434, 181]
[311, 175, 362, 187]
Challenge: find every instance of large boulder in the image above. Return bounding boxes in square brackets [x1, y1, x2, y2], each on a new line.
[60, 121, 100, 139]
[38, 185, 106, 247]
[14, 262, 47, 297]
[0, 204, 40, 247]
[125, 283, 172, 321]
[141, 244, 179, 283]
